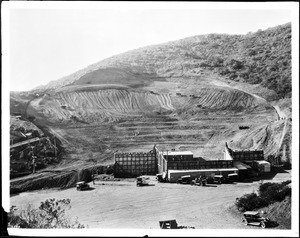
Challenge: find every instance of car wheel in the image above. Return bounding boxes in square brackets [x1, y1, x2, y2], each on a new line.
[260, 222, 266, 228]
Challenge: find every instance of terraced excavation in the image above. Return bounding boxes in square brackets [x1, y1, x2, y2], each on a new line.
[19, 75, 277, 162]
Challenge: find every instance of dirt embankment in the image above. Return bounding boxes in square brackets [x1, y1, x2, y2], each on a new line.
[10, 165, 109, 195]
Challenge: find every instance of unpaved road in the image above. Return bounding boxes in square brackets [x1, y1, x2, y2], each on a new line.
[10, 171, 291, 229]
[273, 105, 286, 120]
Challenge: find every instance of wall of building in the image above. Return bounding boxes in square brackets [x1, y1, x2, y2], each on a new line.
[114, 151, 157, 177]
[163, 153, 193, 161]
[231, 150, 264, 161]
[167, 168, 239, 183]
[156, 145, 234, 174]
[167, 159, 233, 171]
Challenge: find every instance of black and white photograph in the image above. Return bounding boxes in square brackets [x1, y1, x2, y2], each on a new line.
[1, 1, 299, 237]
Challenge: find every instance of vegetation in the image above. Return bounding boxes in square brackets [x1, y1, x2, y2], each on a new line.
[10, 136, 63, 179]
[235, 180, 291, 211]
[43, 23, 291, 99]
[264, 196, 291, 229]
[8, 198, 85, 228]
[180, 23, 291, 98]
[10, 117, 64, 179]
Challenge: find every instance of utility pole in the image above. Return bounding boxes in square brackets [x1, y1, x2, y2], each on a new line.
[32, 156, 36, 173]
[31, 145, 36, 174]
[54, 137, 57, 158]
[93, 159, 96, 185]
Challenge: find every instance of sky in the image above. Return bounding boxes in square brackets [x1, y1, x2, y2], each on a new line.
[2, 2, 295, 91]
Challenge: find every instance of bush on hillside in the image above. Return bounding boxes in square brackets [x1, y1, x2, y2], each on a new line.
[235, 180, 291, 212]
[258, 181, 291, 203]
[235, 193, 268, 211]
[78, 169, 93, 182]
[8, 198, 85, 228]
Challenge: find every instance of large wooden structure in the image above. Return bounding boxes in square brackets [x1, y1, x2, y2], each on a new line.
[114, 151, 158, 177]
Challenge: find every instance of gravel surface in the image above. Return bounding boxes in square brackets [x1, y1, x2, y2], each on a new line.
[10, 171, 291, 229]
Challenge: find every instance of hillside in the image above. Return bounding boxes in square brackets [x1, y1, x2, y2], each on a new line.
[10, 23, 292, 192]
[36, 23, 291, 100]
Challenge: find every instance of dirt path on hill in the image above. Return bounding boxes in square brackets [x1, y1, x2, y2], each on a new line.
[273, 105, 286, 120]
[210, 79, 281, 120]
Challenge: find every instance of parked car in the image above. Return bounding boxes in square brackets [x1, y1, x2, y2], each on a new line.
[156, 173, 167, 182]
[224, 173, 238, 183]
[76, 181, 90, 191]
[177, 175, 192, 184]
[242, 211, 271, 228]
[191, 176, 207, 186]
[159, 219, 178, 229]
[136, 176, 150, 186]
[213, 175, 225, 184]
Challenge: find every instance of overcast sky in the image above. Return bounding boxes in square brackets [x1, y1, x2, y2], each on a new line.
[3, 2, 295, 91]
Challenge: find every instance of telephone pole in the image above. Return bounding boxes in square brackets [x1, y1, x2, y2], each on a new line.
[54, 137, 57, 158]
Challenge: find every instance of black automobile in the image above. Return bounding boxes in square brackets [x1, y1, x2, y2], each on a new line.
[136, 176, 150, 186]
[213, 175, 225, 184]
[242, 211, 271, 228]
[156, 173, 166, 182]
[76, 181, 90, 191]
[224, 173, 238, 183]
[177, 175, 192, 184]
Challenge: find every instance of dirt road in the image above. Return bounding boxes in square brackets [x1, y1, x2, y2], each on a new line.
[10, 171, 290, 229]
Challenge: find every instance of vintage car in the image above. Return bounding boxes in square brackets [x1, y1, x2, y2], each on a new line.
[136, 176, 150, 186]
[156, 173, 167, 182]
[213, 175, 225, 184]
[159, 219, 178, 229]
[76, 181, 90, 191]
[224, 173, 239, 183]
[177, 175, 192, 184]
[242, 211, 271, 228]
[191, 176, 207, 186]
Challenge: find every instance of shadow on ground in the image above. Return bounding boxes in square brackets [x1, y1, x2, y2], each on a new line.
[267, 220, 279, 228]
[78, 187, 95, 191]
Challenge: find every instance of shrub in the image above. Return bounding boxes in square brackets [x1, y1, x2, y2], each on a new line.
[236, 181, 292, 212]
[78, 169, 93, 183]
[258, 181, 291, 203]
[8, 198, 85, 228]
[235, 193, 268, 211]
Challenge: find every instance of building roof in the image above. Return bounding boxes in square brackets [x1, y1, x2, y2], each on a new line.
[243, 211, 260, 216]
[256, 160, 271, 165]
[233, 161, 252, 170]
[162, 151, 193, 156]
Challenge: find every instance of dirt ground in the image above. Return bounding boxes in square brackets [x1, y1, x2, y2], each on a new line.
[10, 170, 291, 229]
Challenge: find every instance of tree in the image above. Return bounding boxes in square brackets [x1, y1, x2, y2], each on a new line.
[8, 198, 85, 228]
